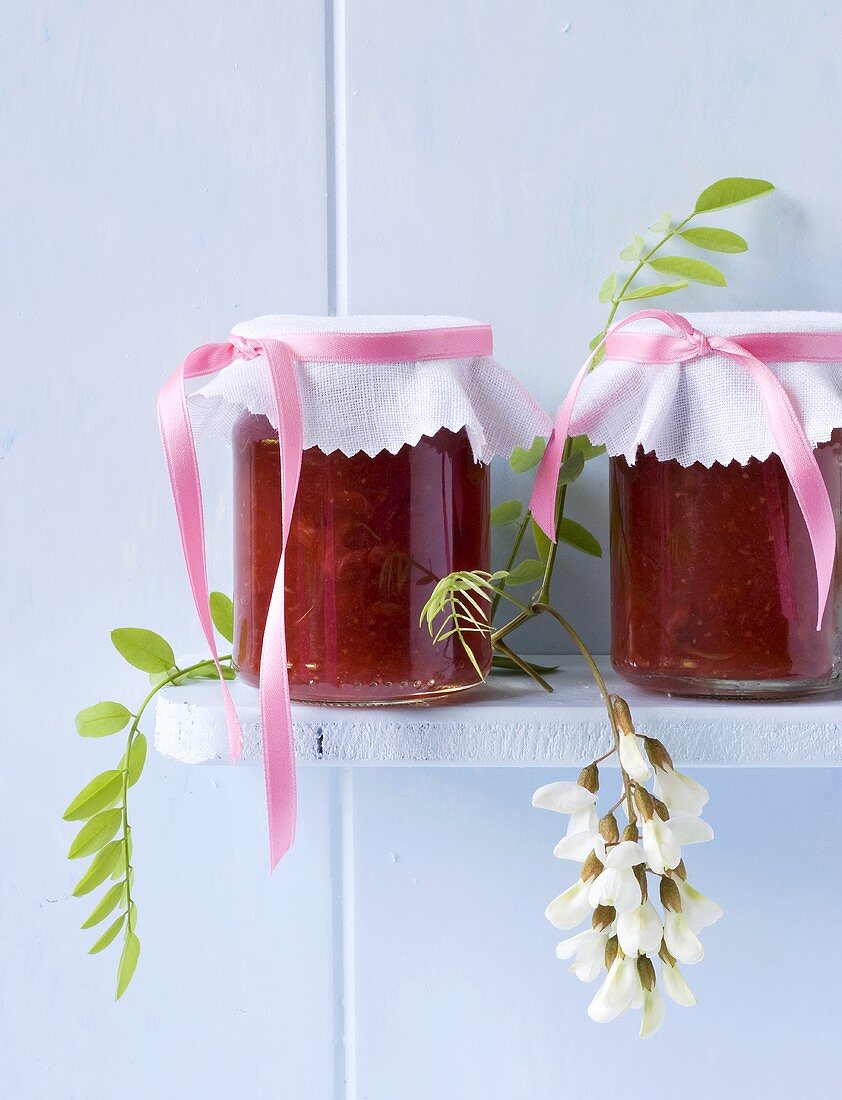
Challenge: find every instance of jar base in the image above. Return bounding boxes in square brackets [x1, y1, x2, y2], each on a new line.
[236, 665, 488, 705]
[612, 662, 842, 700]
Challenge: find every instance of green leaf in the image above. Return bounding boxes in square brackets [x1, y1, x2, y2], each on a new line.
[557, 449, 585, 487]
[621, 280, 689, 301]
[694, 177, 775, 213]
[509, 437, 547, 473]
[570, 434, 607, 461]
[63, 770, 124, 822]
[75, 701, 131, 739]
[490, 500, 523, 527]
[679, 226, 748, 253]
[491, 655, 561, 675]
[558, 518, 603, 558]
[649, 210, 672, 233]
[111, 628, 175, 674]
[73, 841, 125, 896]
[209, 591, 235, 644]
[620, 234, 645, 261]
[505, 559, 545, 586]
[89, 912, 126, 955]
[598, 272, 616, 304]
[81, 882, 125, 929]
[125, 734, 147, 788]
[116, 930, 141, 1000]
[530, 518, 552, 565]
[68, 809, 123, 859]
[111, 834, 132, 880]
[648, 256, 726, 286]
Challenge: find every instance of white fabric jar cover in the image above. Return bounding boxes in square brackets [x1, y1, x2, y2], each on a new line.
[569, 310, 842, 467]
[188, 314, 551, 461]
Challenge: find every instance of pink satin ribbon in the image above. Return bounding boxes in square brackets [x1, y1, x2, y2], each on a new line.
[158, 324, 493, 869]
[530, 308, 839, 629]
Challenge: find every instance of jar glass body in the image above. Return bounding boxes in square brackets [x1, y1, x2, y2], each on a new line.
[610, 430, 842, 697]
[233, 415, 491, 702]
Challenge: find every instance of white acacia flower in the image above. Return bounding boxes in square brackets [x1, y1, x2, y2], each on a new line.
[640, 984, 665, 1038]
[545, 878, 593, 930]
[662, 960, 697, 1007]
[587, 955, 638, 1022]
[654, 766, 709, 817]
[588, 840, 645, 914]
[668, 814, 714, 846]
[618, 731, 650, 783]
[664, 910, 704, 965]
[617, 901, 663, 957]
[556, 927, 610, 983]
[641, 815, 682, 875]
[532, 781, 597, 815]
[676, 879, 723, 932]
[553, 807, 604, 861]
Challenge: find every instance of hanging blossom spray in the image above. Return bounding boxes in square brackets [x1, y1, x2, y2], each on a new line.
[534, 698, 722, 1036]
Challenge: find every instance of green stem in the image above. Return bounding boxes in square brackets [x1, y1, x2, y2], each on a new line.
[493, 639, 554, 693]
[489, 512, 531, 622]
[118, 656, 232, 929]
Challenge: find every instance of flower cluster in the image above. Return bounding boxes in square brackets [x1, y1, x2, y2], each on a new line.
[533, 697, 722, 1037]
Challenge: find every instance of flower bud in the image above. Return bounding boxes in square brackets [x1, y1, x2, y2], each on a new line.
[605, 935, 619, 970]
[637, 955, 657, 991]
[660, 876, 682, 913]
[643, 737, 674, 772]
[580, 850, 604, 882]
[592, 904, 616, 930]
[653, 796, 670, 821]
[612, 696, 635, 736]
[673, 859, 687, 881]
[633, 785, 655, 822]
[658, 939, 676, 967]
[578, 763, 599, 793]
[599, 813, 620, 844]
[633, 863, 649, 901]
[621, 821, 639, 843]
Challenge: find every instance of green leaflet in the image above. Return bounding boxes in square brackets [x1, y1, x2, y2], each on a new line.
[621, 280, 689, 300]
[89, 913, 127, 955]
[679, 226, 748, 253]
[558, 518, 603, 558]
[505, 559, 545, 586]
[73, 841, 125, 897]
[648, 256, 726, 286]
[68, 809, 123, 859]
[75, 701, 132, 738]
[209, 591, 235, 643]
[63, 770, 123, 821]
[116, 932, 141, 1000]
[111, 628, 176, 674]
[490, 500, 523, 526]
[81, 881, 126, 929]
[694, 176, 774, 213]
[598, 272, 616, 304]
[509, 437, 546, 473]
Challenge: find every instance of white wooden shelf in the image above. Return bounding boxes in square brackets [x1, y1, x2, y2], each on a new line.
[153, 656, 842, 767]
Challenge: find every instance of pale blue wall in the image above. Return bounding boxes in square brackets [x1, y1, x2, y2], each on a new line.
[3, 2, 842, 1097]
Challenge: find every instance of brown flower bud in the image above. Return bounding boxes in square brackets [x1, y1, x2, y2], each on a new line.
[621, 821, 639, 843]
[659, 939, 676, 967]
[653, 796, 670, 821]
[637, 955, 657, 992]
[633, 863, 648, 901]
[580, 850, 604, 882]
[660, 876, 682, 913]
[673, 859, 687, 881]
[643, 737, 674, 772]
[578, 763, 599, 793]
[592, 904, 616, 931]
[633, 785, 655, 822]
[604, 935, 619, 970]
[599, 813, 620, 845]
[612, 696, 635, 737]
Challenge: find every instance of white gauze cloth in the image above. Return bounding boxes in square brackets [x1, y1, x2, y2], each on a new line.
[569, 311, 842, 467]
[188, 315, 551, 461]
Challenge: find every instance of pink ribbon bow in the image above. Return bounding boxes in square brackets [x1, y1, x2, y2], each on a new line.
[158, 323, 493, 869]
[530, 308, 838, 629]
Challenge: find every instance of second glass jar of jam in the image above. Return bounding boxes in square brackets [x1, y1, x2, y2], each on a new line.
[610, 432, 842, 697]
[234, 415, 491, 702]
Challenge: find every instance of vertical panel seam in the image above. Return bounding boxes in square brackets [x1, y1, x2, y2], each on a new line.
[324, 0, 349, 316]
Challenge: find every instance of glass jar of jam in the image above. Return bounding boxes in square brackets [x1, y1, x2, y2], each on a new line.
[233, 415, 491, 702]
[610, 431, 842, 697]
